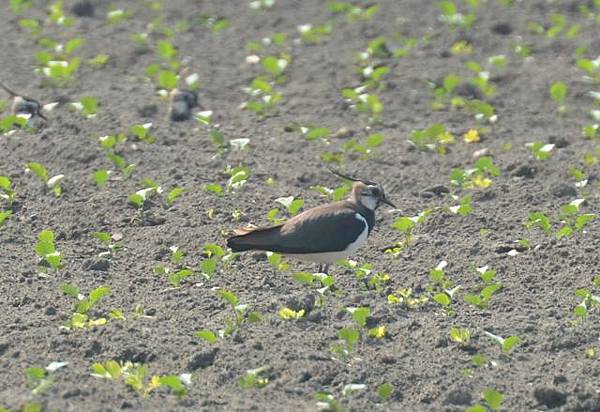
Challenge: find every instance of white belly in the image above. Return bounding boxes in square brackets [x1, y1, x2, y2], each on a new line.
[286, 213, 369, 264]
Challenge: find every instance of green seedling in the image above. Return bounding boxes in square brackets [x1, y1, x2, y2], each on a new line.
[0, 175, 17, 206]
[92, 231, 122, 257]
[262, 55, 289, 82]
[377, 382, 394, 402]
[430, 74, 461, 110]
[582, 124, 598, 140]
[26, 361, 68, 395]
[61, 284, 112, 329]
[449, 327, 471, 347]
[387, 288, 428, 308]
[550, 81, 567, 114]
[91, 360, 187, 398]
[570, 167, 588, 189]
[266, 252, 289, 272]
[577, 57, 600, 84]
[429, 261, 460, 315]
[483, 331, 521, 353]
[573, 282, 600, 324]
[0, 209, 11, 227]
[92, 169, 110, 186]
[195, 329, 218, 344]
[226, 165, 250, 192]
[526, 211, 552, 234]
[408, 123, 455, 153]
[293, 271, 336, 306]
[267, 195, 304, 224]
[438, 1, 476, 29]
[47, 1, 74, 26]
[311, 182, 351, 201]
[239, 366, 270, 389]
[216, 288, 262, 336]
[10, 0, 33, 13]
[387, 209, 432, 256]
[106, 8, 131, 24]
[89, 53, 110, 68]
[342, 132, 385, 158]
[26, 162, 64, 197]
[450, 156, 501, 189]
[465, 100, 497, 123]
[556, 199, 596, 239]
[200, 243, 233, 279]
[331, 327, 360, 357]
[36, 229, 63, 270]
[341, 88, 384, 123]
[131, 123, 156, 144]
[314, 392, 348, 412]
[468, 388, 504, 412]
[528, 141, 555, 161]
[71, 96, 98, 118]
[298, 22, 333, 44]
[328, 2, 380, 22]
[243, 77, 282, 116]
[447, 195, 474, 216]
[0, 113, 29, 134]
[465, 267, 502, 310]
[465, 61, 497, 98]
[154, 246, 195, 286]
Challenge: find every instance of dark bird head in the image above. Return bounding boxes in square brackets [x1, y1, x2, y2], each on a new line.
[330, 169, 396, 210]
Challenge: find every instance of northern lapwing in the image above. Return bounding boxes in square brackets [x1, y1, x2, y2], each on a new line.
[169, 88, 200, 121]
[0, 80, 47, 122]
[227, 170, 396, 273]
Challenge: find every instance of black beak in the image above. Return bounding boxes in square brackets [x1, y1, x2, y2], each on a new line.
[381, 197, 397, 208]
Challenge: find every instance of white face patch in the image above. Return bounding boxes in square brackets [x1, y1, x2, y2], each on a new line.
[360, 193, 379, 210]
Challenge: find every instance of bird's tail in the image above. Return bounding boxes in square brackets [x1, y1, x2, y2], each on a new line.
[226, 226, 282, 252]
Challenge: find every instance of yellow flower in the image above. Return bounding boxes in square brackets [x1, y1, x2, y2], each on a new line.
[472, 174, 492, 188]
[463, 129, 480, 143]
[278, 307, 304, 320]
[451, 41, 472, 55]
[368, 325, 386, 339]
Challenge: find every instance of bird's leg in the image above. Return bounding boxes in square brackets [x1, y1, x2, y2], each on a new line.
[322, 264, 330, 275]
[317, 264, 323, 273]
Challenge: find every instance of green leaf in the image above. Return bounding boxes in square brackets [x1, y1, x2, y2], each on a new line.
[195, 330, 218, 343]
[25, 367, 46, 380]
[128, 193, 145, 208]
[502, 335, 521, 353]
[575, 214, 596, 231]
[366, 133, 385, 148]
[262, 56, 284, 76]
[349, 307, 370, 327]
[217, 289, 238, 307]
[169, 269, 194, 286]
[92, 231, 111, 244]
[89, 286, 110, 306]
[377, 382, 394, 401]
[0, 210, 12, 226]
[93, 169, 109, 186]
[393, 217, 415, 233]
[159, 375, 187, 397]
[167, 187, 184, 205]
[0, 175, 11, 190]
[464, 294, 481, 307]
[338, 327, 360, 350]
[26, 162, 49, 182]
[434, 292, 451, 306]
[466, 405, 487, 412]
[156, 40, 177, 61]
[293, 272, 314, 285]
[550, 81, 567, 103]
[158, 70, 178, 89]
[443, 74, 460, 93]
[203, 183, 223, 196]
[306, 127, 329, 141]
[204, 244, 225, 257]
[483, 388, 503, 410]
[61, 283, 80, 298]
[201, 258, 218, 276]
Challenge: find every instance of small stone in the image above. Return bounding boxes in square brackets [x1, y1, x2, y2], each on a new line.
[71, 1, 94, 17]
[513, 165, 536, 179]
[533, 387, 567, 408]
[552, 183, 577, 198]
[83, 258, 110, 272]
[445, 388, 472, 405]
[491, 22, 512, 35]
[332, 127, 354, 139]
[187, 348, 218, 371]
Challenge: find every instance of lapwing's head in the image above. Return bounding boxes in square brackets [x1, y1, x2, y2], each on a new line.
[330, 169, 396, 211]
